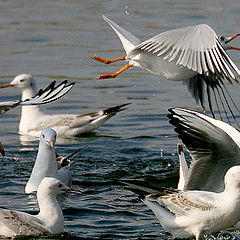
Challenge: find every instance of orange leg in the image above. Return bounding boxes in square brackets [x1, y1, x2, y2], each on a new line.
[98, 64, 134, 79]
[92, 56, 125, 64]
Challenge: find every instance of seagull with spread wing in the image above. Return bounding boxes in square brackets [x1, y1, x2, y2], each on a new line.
[0, 74, 129, 137]
[0, 79, 74, 114]
[93, 15, 240, 122]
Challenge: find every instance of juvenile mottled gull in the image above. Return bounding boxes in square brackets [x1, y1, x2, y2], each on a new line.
[144, 166, 240, 240]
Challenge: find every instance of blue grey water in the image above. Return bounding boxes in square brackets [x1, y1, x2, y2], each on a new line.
[0, 0, 240, 239]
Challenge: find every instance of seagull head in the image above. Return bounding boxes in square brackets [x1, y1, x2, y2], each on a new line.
[40, 128, 57, 149]
[219, 34, 240, 51]
[0, 74, 36, 90]
[37, 177, 81, 197]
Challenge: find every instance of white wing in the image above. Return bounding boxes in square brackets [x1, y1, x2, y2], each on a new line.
[133, 24, 240, 80]
[0, 80, 74, 114]
[168, 107, 240, 192]
[20, 80, 74, 106]
[0, 101, 20, 114]
[0, 209, 50, 237]
[160, 191, 217, 215]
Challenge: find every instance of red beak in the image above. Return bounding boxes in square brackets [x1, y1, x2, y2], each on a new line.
[65, 187, 82, 195]
[0, 83, 15, 88]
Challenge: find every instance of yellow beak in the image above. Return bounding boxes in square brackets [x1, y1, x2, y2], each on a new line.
[48, 140, 55, 148]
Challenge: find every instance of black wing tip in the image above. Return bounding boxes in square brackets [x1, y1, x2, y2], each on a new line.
[118, 180, 149, 200]
[119, 180, 178, 200]
[61, 146, 86, 162]
[103, 103, 131, 115]
[62, 79, 75, 87]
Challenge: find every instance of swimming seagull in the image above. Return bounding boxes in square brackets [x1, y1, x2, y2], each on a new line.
[25, 128, 58, 194]
[92, 15, 240, 122]
[0, 74, 130, 138]
[143, 165, 240, 240]
[0, 79, 74, 114]
[0, 177, 81, 237]
[168, 107, 240, 193]
[25, 128, 85, 193]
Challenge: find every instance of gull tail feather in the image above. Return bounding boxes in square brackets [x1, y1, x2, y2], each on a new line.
[119, 180, 178, 199]
[103, 15, 142, 55]
[144, 197, 177, 228]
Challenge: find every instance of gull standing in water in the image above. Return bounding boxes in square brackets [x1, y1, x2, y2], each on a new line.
[0, 79, 74, 114]
[0, 177, 81, 237]
[143, 166, 240, 240]
[0, 74, 129, 138]
[93, 15, 240, 122]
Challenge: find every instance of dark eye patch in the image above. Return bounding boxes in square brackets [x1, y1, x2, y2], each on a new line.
[220, 36, 225, 41]
[58, 183, 63, 188]
[20, 79, 25, 82]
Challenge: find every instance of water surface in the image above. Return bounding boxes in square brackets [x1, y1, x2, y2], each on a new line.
[0, 0, 240, 239]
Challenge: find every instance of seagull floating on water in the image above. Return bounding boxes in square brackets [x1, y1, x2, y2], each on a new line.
[0, 79, 74, 114]
[93, 15, 240, 122]
[0, 177, 81, 237]
[0, 74, 129, 137]
[143, 165, 240, 240]
[25, 128, 84, 194]
[25, 128, 58, 194]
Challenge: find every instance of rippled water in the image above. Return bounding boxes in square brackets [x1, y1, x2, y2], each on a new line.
[0, 0, 240, 239]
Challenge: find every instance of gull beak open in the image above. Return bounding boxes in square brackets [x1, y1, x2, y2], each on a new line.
[0, 142, 5, 157]
[0, 83, 15, 88]
[65, 187, 82, 195]
[225, 33, 240, 50]
[48, 140, 55, 148]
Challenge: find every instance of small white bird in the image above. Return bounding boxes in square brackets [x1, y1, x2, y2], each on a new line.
[0, 177, 81, 237]
[168, 107, 240, 193]
[0, 74, 129, 138]
[93, 15, 240, 120]
[25, 128, 58, 194]
[0, 79, 74, 114]
[143, 165, 240, 240]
